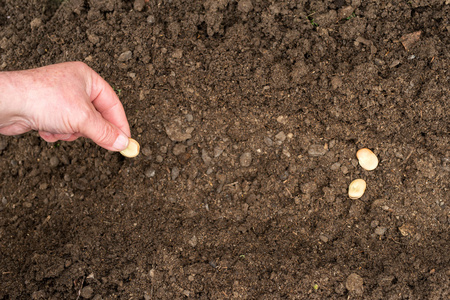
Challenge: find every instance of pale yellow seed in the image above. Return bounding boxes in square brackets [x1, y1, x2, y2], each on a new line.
[120, 138, 140, 158]
[348, 179, 366, 199]
[356, 148, 378, 171]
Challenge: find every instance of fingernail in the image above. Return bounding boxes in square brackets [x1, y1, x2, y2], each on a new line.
[113, 134, 129, 151]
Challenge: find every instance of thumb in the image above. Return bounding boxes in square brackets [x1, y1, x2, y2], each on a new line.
[80, 112, 130, 151]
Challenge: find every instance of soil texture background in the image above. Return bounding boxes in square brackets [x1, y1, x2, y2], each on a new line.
[1, 0, 449, 299]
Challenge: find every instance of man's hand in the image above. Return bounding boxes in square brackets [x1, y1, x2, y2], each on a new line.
[0, 62, 130, 151]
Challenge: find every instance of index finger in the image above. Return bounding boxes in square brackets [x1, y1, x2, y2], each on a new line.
[88, 69, 131, 137]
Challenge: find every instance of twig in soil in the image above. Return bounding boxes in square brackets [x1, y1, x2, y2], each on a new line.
[390, 237, 407, 245]
[75, 276, 85, 300]
[284, 186, 293, 198]
[402, 149, 414, 164]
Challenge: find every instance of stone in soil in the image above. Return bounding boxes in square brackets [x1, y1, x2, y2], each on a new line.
[171, 167, 180, 180]
[346, 273, 364, 295]
[172, 144, 187, 156]
[374, 226, 387, 236]
[308, 144, 328, 156]
[145, 168, 156, 178]
[240, 152, 252, 167]
[80, 285, 94, 299]
[49, 156, 60, 168]
[118, 51, 132, 62]
[275, 131, 286, 142]
[165, 118, 193, 142]
[133, 0, 145, 12]
[202, 149, 212, 165]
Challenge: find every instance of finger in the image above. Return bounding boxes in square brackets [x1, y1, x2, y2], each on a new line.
[89, 70, 131, 137]
[53, 133, 78, 141]
[39, 131, 59, 142]
[39, 132, 79, 142]
[79, 109, 129, 151]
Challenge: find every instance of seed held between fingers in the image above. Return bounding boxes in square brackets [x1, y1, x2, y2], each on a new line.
[356, 148, 378, 171]
[120, 138, 140, 157]
[348, 179, 366, 199]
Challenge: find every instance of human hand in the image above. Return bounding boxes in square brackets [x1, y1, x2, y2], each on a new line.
[0, 62, 130, 151]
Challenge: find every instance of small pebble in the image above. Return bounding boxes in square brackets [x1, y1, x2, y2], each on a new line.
[141, 146, 152, 157]
[275, 131, 286, 142]
[276, 116, 288, 124]
[264, 137, 273, 146]
[87, 34, 99, 45]
[237, 0, 254, 13]
[185, 114, 193, 122]
[282, 148, 291, 158]
[319, 234, 329, 243]
[202, 149, 212, 165]
[49, 156, 60, 167]
[172, 144, 187, 156]
[329, 139, 336, 148]
[330, 162, 341, 170]
[172, 49, 183, 59]
[213, 146, 224, 158]
[346, 273, 364, 294]
[370, 220, 379, 228]
[171, 167, 180, 180]
[188, 235, 198, 247]
[147, 15, 155, 24]
[156, 155, 163, 163]
[308, 144, 328, 156]
[374, 226, 387, 236]
[61, 155, 70, 165]
[145, 168, 156, 178]
[133, 0, 145, 11]
[240, 152, 252, 167]
[149, 269, 155, 278]
[118, 51, 132, 62]
[301, 181, 317, 194]
[160, 146, 168, 154]
[80, 286, 94, 299]
[389, 59, 401, 68]
[341, 165, 349, 174]
[30, 18, 42, 30]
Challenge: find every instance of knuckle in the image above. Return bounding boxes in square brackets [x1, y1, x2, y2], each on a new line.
[96, 123, 115, 145]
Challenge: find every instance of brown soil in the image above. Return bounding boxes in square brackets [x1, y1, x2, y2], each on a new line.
[1, 0, 449, 299]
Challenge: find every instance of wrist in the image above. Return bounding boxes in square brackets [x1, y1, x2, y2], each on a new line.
[0, 71, 30, 131]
